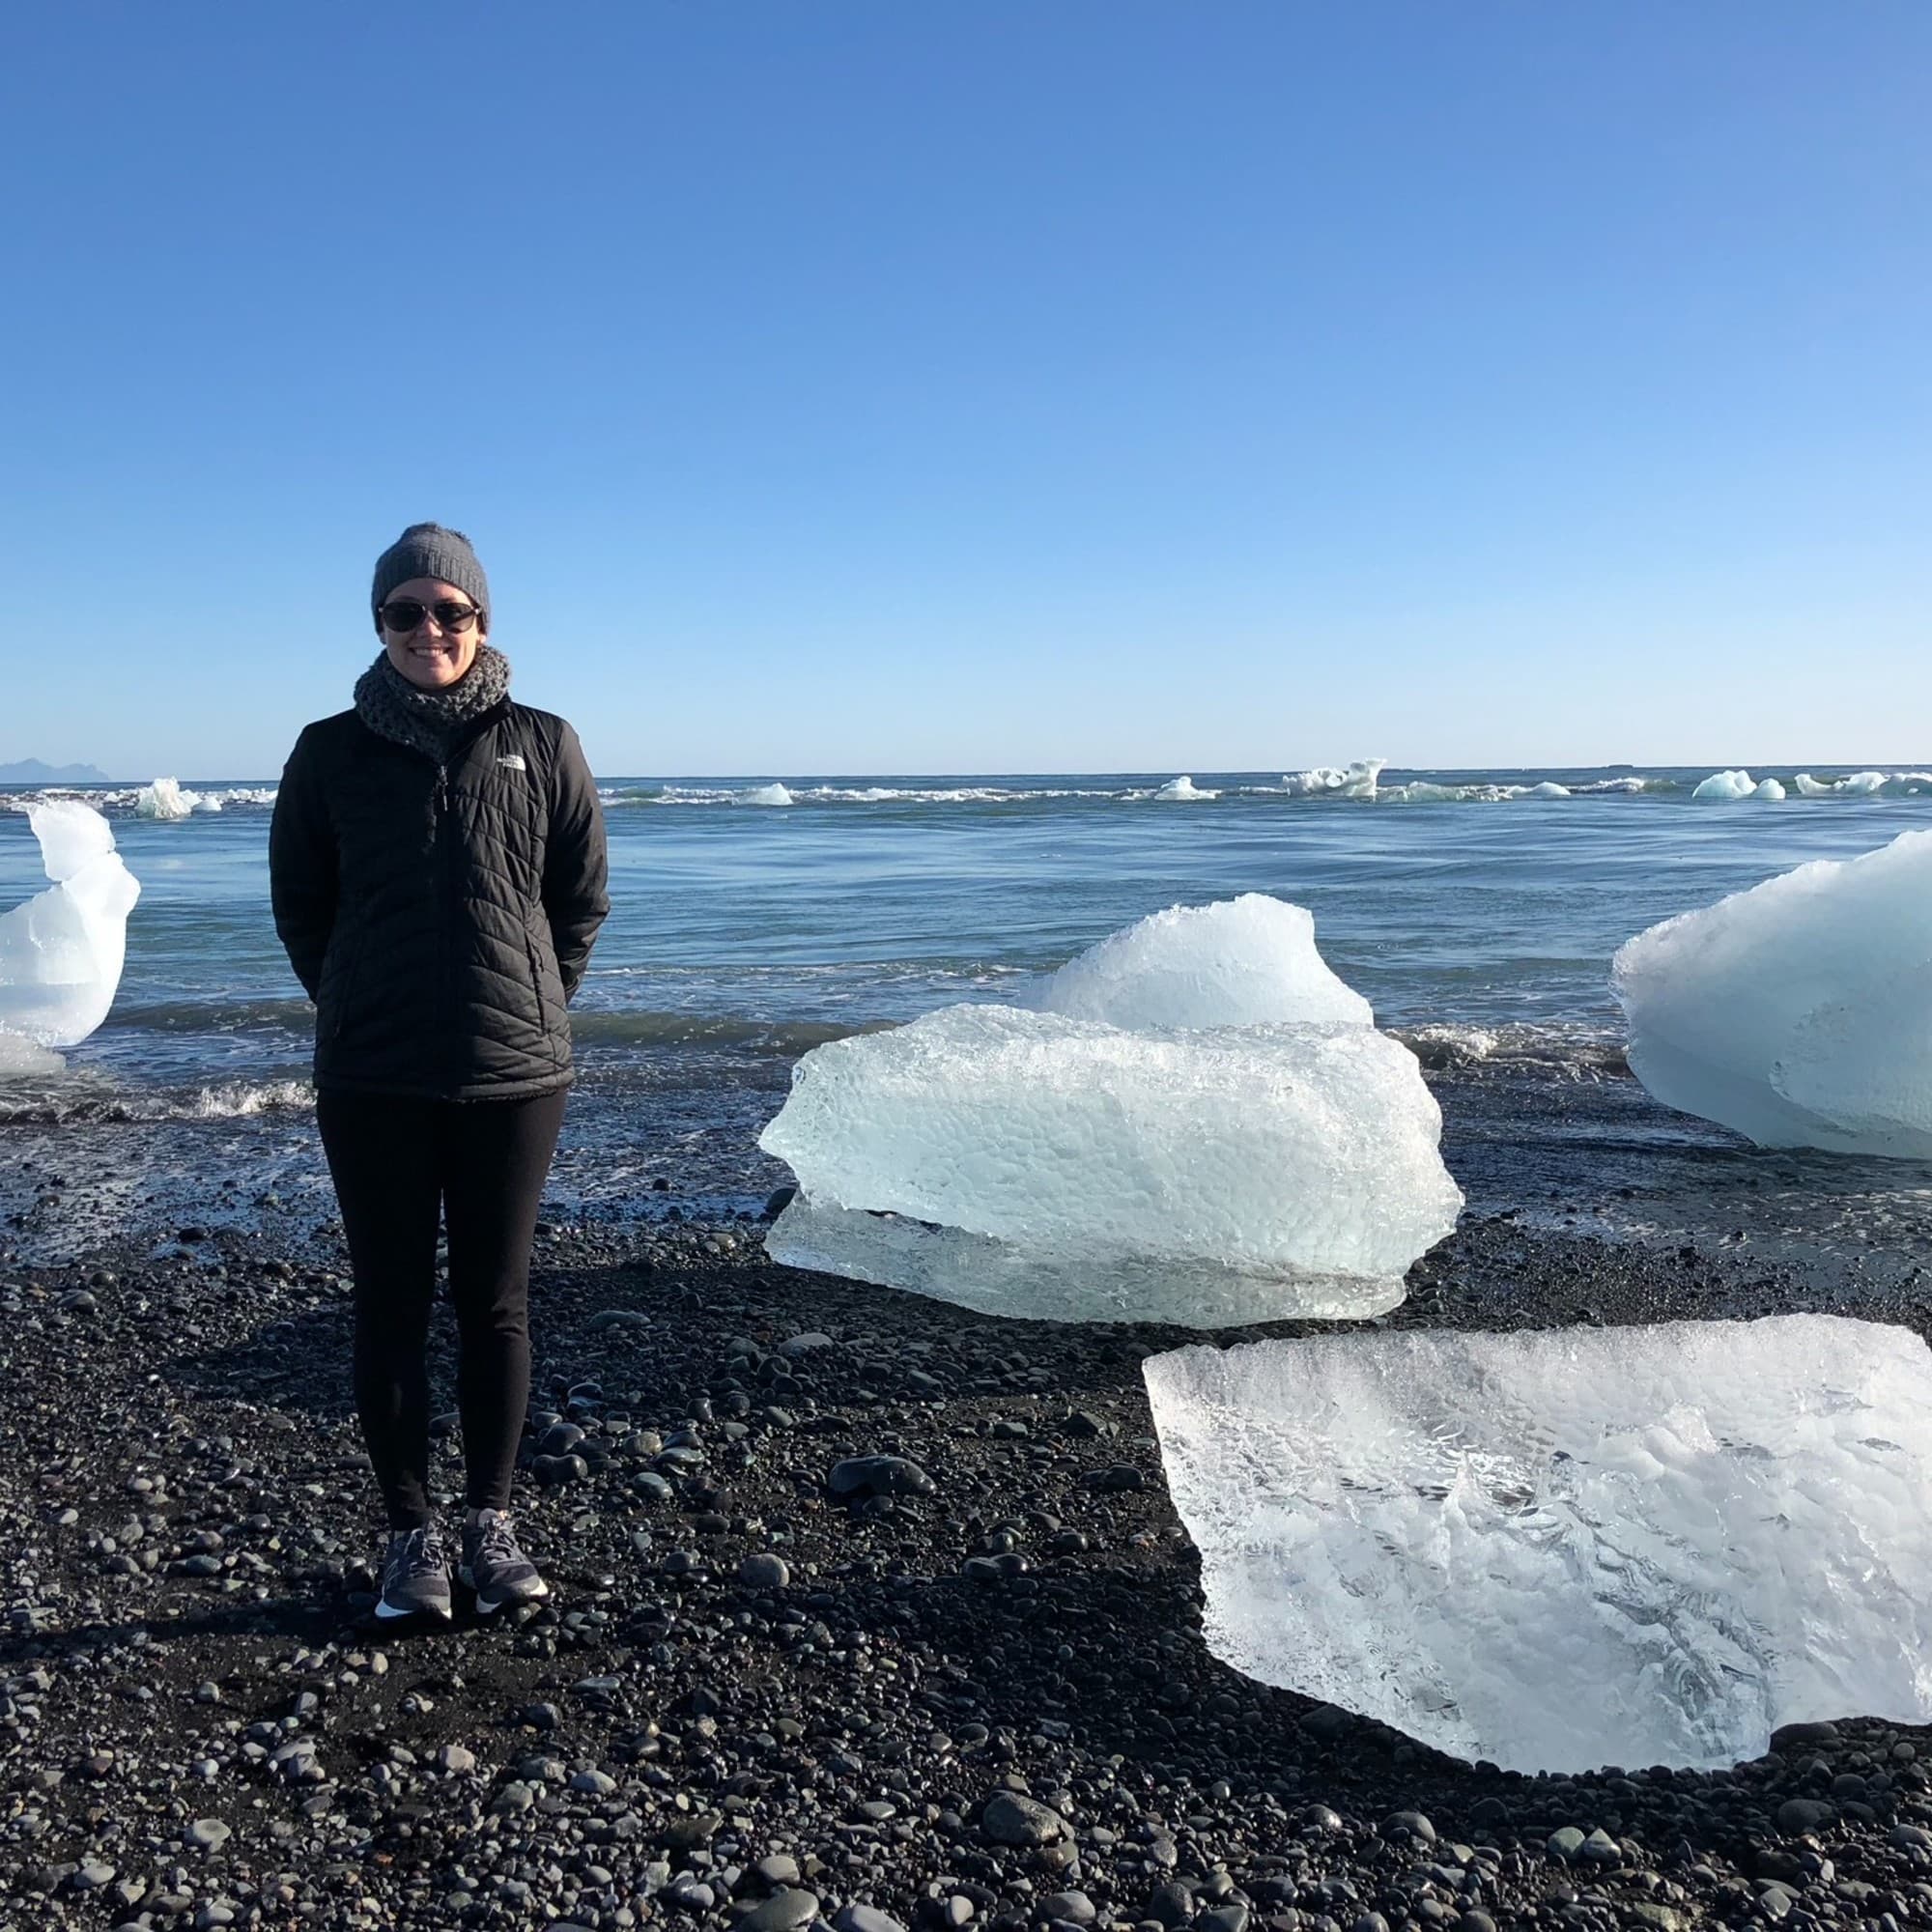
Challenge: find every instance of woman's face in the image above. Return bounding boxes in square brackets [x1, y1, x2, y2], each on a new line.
[378, 576, 487, 691]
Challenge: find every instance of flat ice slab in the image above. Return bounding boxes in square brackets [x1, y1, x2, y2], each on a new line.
[1613, 828, 1932, 1156]
[0, 802, 141, 1050]
[766, 1192, 1410, 1325]
[760, 1003, 1461, 1324]
[1145, 1315, 1932, 1772]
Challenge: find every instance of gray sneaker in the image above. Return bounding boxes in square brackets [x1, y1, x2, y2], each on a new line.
[460, 1508, 551, 1613]
[376, 1522, 452, 1622]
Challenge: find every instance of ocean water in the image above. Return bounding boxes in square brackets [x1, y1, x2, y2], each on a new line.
[5, 764, 1932, 1274]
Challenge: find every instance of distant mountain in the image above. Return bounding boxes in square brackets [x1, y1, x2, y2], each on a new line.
[0, 758, 113, 784]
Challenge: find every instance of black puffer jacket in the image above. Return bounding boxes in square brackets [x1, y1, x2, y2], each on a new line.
[269, 700, 610, 1099]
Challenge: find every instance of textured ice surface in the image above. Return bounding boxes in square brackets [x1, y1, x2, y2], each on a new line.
[1281, 760, 1384, 799]
[1145, 1315, 1932, 1773]
[1692, 769, 1755, 800]
[1692, 770, 1785, 802]
[760, 1003, 1461, 1323]
[1038, 895, 1372, 1031]
[0, 803, 141, 1047]
[1614, 829, 1932, 1155]
[1155, 775, 1218, 800]
[136, 777, 197, 818]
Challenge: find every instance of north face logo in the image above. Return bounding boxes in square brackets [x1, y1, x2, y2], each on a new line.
[497, 754, 527, 772]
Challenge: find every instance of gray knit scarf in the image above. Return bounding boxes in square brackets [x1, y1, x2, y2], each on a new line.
[354, 643, 512, 764]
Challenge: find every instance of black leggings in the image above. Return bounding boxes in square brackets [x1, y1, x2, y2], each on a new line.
[316, 1090, 568, 1530]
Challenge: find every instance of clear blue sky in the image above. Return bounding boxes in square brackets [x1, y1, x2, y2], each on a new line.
[1, 2, 1925, 779]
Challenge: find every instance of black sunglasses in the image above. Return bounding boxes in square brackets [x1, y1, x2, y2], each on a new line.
[380, 598, 482, 635]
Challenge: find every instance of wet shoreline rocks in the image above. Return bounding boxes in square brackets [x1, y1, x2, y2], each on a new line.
[3, 1209, 1932, 1929]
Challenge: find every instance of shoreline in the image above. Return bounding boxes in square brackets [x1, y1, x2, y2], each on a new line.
[5, 1209, 1932, 1930]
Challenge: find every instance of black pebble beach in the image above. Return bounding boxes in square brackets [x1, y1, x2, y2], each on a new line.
[5, 1204, 1932, 1932]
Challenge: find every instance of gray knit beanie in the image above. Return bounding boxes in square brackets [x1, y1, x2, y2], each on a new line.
[371, 523, 491, 632]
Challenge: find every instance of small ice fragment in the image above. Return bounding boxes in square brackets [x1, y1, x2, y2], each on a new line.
[1155, 775, 1218, 800]
[1614, 828, 1932, 1154]
[1793, 773, 1837, 797]
[1690, 769, 1755, 800]
[1037, 893, 1372, 1030]
[1145, 1314, 1932, 1773]
[1842, 770, 1889, 794]
[1753, 779, 1786, 801]
[0, 802, 141, 1048]
[137, 777, 198, 819]
[759, 1003, 1460, 1324]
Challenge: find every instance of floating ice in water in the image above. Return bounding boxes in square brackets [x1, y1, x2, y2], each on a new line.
[760, 1002, 1461, 1323]
[0, 802, 141, 1049]
[1690, 770, 1786, 802]
[137, 777, 199, 818]
[1037, 893, 1372, 1030]
[1793, 773, 1834, 796]
[1281, 760, 1384, 799]
[1524, 781, 1571, 799]
[1614, 828, 1932, 1155]
[1844, 770, 1890, 794]
[1154, 775, 1218, 800]
[737, 782, 793, 807]
[1691, 769, 1755, 800]
[1145, 1314, 1932, 1773]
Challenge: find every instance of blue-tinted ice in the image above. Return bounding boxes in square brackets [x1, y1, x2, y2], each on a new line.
[1145, 1315, 1932, 1772]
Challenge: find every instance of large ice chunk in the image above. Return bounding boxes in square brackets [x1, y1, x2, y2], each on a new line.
[0, 802, 141, 1048]
[1145, 1315, 1932, 1773]
[1282, 760, 1384, 799]
[759, 1003, 1461, 1323]
[1692, 769, 1786, 802]
[1613, 829, 1932, 1155]
[137, 777, 198, 819]
[1154, 775, 1218, 800]
[1037, 894, 1373, 1030]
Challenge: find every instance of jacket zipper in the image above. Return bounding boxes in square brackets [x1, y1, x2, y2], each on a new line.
[435, 761, 455, 1093]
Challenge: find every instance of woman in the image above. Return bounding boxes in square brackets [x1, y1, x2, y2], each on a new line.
[270, 524, 610, 1623]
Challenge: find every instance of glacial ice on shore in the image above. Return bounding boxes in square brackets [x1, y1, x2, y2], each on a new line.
[760, 1003, 1461, 1323]
[1613, 829, 1932, 1155]
[1145, 1315, 1932, 1772]
[0, 802, 141, 1050]
[1037, 894, 1373, 1030]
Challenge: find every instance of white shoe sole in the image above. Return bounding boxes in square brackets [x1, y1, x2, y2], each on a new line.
[460, 1563, 551, 1614]
[375, 1594, 453, 1621]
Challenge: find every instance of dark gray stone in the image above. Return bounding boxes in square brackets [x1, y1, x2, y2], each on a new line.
[981, 1791, 1071, 1846]
[734, 1888, 821, 1932]
[829, 1455, 935, 1498]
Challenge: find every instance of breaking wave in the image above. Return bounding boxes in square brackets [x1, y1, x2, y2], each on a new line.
[0, 1075, 313, 1127]
[1394, 1023, 1631, 1080]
